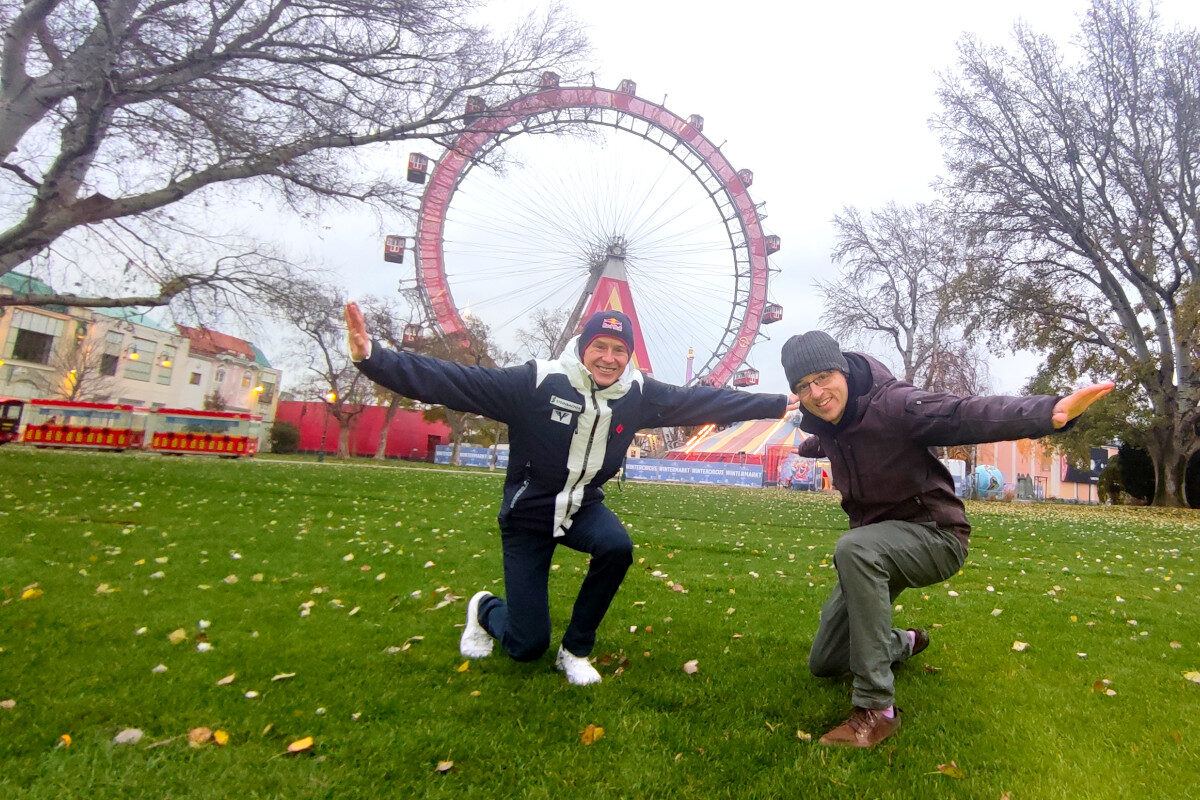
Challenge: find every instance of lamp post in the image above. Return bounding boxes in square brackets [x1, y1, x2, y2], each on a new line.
[318, 391, 336, 462]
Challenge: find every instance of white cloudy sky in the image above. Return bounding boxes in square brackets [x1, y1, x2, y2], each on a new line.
[286, 0, 1200, 393]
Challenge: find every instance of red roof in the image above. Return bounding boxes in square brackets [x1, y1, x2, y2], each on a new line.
[176, 325, 256, 360]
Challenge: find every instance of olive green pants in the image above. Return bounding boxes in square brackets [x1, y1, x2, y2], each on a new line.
[808, 520, 967, 709]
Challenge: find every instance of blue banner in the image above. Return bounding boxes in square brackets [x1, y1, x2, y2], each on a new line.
[434, 445, 508, 468]
[623, 458, 763, 487]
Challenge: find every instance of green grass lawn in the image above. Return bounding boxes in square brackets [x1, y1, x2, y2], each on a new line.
[1, 448, 1198, 799]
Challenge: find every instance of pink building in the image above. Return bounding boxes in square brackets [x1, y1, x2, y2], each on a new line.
[971, 439, 1115, 502]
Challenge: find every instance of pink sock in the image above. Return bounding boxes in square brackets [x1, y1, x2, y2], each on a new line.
[907, 630, 917, 651]
[880, 706, 895, 719]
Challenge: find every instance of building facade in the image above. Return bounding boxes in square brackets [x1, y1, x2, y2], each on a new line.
[0, 273, 280, 422]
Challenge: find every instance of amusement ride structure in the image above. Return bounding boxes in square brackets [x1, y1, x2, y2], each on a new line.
[400, 74, 783, 387]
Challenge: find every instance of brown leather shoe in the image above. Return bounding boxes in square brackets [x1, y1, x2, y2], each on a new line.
[818, 707, 901, 748]
[909, 628, 929, 657]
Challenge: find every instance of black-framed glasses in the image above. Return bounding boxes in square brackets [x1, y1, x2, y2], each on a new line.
[795, 371, 838, 398]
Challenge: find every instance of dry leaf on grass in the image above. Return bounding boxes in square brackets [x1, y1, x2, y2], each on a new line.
[213, 730, 230, 746]
[581, 724, 605, 745]
[168, 629, 188, 645]
[56, 734, 71, 748]
[216, 673, 236, 686]
[1184, 671, 1200, 684]
[1, 699, 15, 710]
[934, 761, 965, 778]
[21, 584, 43, 601]
[113, 728, 143, 745]
[435, 760, 454, 773]
[682, 659, 699, 674]
[456, 661, 470, 673]
[1011, 641, 1029, 652]
[188, 727, 213, 747]
[287, 736, 314, 753]
[271, 672, 296, 682]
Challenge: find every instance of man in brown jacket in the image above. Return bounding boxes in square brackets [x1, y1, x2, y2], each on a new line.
[783, 330, 1113, 748]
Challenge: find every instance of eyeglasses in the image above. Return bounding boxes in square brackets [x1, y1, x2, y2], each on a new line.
[795, 370, 838, 398]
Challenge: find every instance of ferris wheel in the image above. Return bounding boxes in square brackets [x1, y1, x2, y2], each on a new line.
[407, 74, 783, 387]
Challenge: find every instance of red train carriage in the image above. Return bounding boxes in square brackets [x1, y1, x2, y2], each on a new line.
[20, 399, 148, 450]
[147, 408, 262, 457]
[0, 398, 24, 444]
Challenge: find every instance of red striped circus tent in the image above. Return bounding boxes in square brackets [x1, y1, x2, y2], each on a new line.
[664, 417, 806, 465]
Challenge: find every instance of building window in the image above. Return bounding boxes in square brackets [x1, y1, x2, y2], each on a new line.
[4, 309, 64, 365]
[12, 329, 55, 364]
[241, 371, 252, 388]
[216, 369, 226, 383]
[101, 331, 123, 376]
[156, 346, 176, 386]
[124, 337, 154, 381]
[189, 372, 202, 385]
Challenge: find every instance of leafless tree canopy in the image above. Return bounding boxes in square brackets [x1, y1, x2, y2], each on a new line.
[934, 0, 1200, 505]
[0, 0, 587, 309]
[821, 201, 984, 391]
[515, 306, 570, 360]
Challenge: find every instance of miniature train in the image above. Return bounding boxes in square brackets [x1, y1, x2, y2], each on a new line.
[0, 398, 261, 456]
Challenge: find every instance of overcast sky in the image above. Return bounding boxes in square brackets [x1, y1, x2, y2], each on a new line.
[297, 0, 1200, 394]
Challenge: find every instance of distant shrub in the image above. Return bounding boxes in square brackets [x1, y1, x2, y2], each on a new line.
[269, 421, 301, 454]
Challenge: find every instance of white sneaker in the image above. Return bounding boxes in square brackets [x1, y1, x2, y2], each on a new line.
[460, 591, 495, 658]
[555, 645, 601, 686]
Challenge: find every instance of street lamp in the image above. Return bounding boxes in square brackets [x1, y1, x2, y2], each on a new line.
[318, 391, 336, 462]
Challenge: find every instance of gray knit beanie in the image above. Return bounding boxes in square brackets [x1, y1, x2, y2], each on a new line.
[781, 331, 849, 391]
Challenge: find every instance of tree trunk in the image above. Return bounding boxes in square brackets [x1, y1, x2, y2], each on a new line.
[373, 397, 401, 460]
[1147, 424, 1189, 507]
[337, 423, 352, 459]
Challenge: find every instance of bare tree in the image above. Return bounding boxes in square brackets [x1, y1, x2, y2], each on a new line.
[0, 1, 588, 310]
[276, 280, 371, 457]
[515, 306, 571, 359]
[49, 331, 117, 401]
[362, 296, 416, 460]
[934, 0, 1200, 505]
[821, 201, 980, 389]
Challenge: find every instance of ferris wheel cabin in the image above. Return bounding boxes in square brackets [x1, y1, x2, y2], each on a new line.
[763, 303, 783, 324]
[732, 368, 760, 387]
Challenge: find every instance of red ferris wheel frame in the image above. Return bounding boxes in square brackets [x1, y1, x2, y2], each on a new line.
[414, 82, 772, 387]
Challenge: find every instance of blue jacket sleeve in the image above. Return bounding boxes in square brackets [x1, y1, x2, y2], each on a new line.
[643, 378, 788, 427]
[354, 342, 531, 423]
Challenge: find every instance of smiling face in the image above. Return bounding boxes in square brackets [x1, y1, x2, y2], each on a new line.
[796, 369, 849, 424]
[581, 335, 631, 387]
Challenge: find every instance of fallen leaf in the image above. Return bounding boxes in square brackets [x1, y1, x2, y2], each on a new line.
[435, 760, 454, 773]
[56, 734, 71, 748]
[113, 728, 143, 745]
[21, 585, 43, 601]
[581, 724, 605, 745]
[287, 736, 314, 753]
[271, 672, 296, 682]
[1012, 641, 1029, 652]
[244, 690, 259, 699]
[223, 574, 238, 584]
[1, 699, 15, 710]
[923, 664, 940, 674]
[151, 664, 168, 674]
[797, 730, 812, 742]
[168, 628, 187, 645]
[213, 730, 230, 746]
[683, 659, 699, 675]
[216, 673, 236, 686]
[1184, 671, 1200, 684]
[935, 761, 965, 778]
[456, 661, 470, 673]
[188, 727, 213, 747]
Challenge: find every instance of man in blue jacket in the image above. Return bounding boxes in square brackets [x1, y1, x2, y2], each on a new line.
[783, 330, 1113, 747]
[347, 302, 796, 685]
